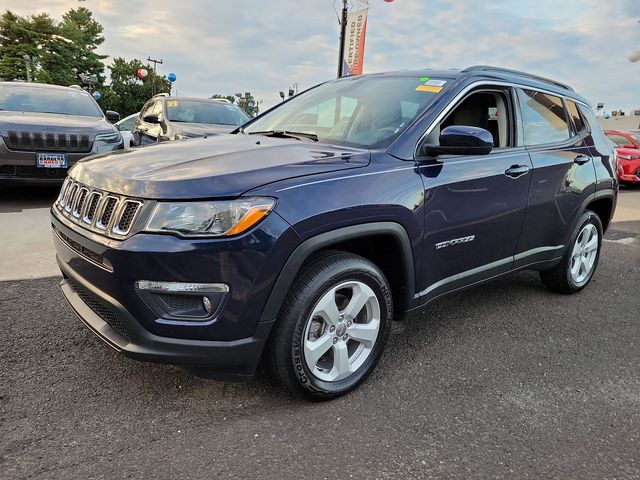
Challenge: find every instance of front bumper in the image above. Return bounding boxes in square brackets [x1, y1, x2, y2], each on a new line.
[59, 267, 273, 380]
[0, 142, 123, 182]
[52, 208, 301, 379]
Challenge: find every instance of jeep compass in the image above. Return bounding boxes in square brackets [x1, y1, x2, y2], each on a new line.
[0, 82, 123, 182]
[51, 66, 617, 399]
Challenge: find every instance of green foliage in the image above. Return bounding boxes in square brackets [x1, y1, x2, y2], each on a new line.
[97, 57, 171, 117]
[0, 7, 105, 87]
[213, 92, 260, 116]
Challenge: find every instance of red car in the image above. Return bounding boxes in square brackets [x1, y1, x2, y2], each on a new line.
[604, 129, 640, 185]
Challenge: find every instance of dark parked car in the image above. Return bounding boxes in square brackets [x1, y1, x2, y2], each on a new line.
[51, 66, 617, 399]
[0, 82, 123, 182]
[131, 94, 250, 146]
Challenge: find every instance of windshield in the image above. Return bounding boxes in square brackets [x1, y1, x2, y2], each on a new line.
[244, 75, 443, 148]
[0, 84, 103, 117]
[166, 100, 250, 125]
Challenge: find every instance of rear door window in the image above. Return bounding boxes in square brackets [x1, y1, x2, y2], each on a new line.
[517, 89, 570, 146]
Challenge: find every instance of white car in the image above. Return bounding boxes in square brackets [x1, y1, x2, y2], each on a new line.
[115, 113, 138, 148]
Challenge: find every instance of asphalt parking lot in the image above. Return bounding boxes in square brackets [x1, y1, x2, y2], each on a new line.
[1, 186, 639, 479]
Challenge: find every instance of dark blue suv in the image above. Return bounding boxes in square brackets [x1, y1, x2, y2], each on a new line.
[51, 66, 617, 399]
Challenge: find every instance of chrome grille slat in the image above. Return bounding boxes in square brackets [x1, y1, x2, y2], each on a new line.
[54, 178, 143, 239]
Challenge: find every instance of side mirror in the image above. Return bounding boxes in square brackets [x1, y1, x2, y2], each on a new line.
[143, 113, 160, 124]
[623, 143, 635, 149]
[105, 110, 120, 123]
[423, 125, 494, 156]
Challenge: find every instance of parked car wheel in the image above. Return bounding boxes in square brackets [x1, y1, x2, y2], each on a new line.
[540, 210, 603, 294]
[266, 251, 392, 399]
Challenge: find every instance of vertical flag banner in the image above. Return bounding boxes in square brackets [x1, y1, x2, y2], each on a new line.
[341, 7, 369, 76]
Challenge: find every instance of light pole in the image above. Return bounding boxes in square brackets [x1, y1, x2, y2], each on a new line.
[22, 55, 32, 82]
[147, 57, 163, 95]
[337, 0, 348, 78]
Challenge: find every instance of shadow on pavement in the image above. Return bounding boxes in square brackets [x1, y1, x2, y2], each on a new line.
[0, 183, 61, 213]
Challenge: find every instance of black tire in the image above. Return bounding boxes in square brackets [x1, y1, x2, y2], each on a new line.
[265, 250, 393, 400]
[540, 210, 603, 294]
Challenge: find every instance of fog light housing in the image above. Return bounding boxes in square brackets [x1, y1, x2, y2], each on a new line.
[135, 280, 229, 324]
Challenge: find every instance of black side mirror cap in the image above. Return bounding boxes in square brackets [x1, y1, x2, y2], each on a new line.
[423, 125, 494, 156]
[105, 110, 120, 123]
[143, 113, 160, 124]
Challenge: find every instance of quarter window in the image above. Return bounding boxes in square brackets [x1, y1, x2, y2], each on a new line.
[566, 100, 585, 134]
[518, 89, 570, 146]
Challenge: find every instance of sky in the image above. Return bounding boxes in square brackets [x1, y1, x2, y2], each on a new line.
[5, 0, 640, 112]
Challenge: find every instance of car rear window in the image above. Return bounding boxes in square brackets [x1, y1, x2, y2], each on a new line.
[606, 133, 631, 147]
[0, 84, 103, 117]
[166, 100, 250, 126]
[517, 89, 570, 146]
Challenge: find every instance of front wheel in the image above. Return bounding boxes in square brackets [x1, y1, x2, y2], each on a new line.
[540, 210, 603, 294]
[266, 251, 393, 400]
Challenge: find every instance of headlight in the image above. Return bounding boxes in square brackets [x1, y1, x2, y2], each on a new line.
[145, 198, 275, 237]
[94, 131, 122, 143]
[618, 154, 640, 160]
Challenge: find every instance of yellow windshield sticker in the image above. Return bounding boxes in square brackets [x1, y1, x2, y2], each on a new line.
[167, 100, 179, 107]
[416, 85, 443, 93]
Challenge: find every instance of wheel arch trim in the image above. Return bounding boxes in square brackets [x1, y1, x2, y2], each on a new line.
[258, 222, 416, 326]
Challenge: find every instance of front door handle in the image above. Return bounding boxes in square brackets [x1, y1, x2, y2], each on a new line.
[504, 164, 530, 178]
[574, 155, 591, 165]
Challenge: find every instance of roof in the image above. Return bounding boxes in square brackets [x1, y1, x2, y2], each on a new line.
[0, 81, 86, 92]
[356, 65, 589, 105]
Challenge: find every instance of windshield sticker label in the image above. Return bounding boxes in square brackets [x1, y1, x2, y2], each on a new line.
[424, 79, 447, 87]
[416, 85, 443, 93]
[420, 76, 430, 82]
[167, 100, 179, 107]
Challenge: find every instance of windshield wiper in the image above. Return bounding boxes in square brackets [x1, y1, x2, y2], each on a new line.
[248, 130, 318, 142]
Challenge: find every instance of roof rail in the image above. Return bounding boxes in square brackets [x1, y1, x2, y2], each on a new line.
[462, 65, 574, 92]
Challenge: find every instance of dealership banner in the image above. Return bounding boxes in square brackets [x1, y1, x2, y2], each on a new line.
[341, 7, 368, 76]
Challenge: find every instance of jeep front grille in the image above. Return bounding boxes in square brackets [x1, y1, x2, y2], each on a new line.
[55, 178, 143, 238]
[4, 131, 92, 153]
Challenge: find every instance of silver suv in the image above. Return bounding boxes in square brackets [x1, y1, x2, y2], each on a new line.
[0, 82, 123, 183]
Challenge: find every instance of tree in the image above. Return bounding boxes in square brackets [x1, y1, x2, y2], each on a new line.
[212, 92, 260, 116]
[0, 11, 56, 81]
[37, 7, 106, 86]
[0, 7, 106, 86]
[98, 57, 171, 116]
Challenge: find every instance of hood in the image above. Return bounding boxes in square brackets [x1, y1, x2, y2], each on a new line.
[174, 122, 237, 137]
[70, 134, 370, 199]
[0, 111, 113, 135]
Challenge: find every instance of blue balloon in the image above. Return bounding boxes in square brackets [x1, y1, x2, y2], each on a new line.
[93, 91, 102, 100]
[167, 73, 177, 82]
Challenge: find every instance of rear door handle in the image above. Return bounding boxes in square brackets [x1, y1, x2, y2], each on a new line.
[504, 164, 530, 178]
[574, 155, 591, 165]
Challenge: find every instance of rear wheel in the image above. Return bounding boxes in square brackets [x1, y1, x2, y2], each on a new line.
[540, 210, 603, 294]
[266, 251, 392, 399]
